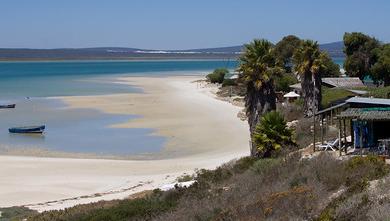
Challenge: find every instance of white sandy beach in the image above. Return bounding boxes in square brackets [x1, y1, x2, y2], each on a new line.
[0, 75, 249, 212]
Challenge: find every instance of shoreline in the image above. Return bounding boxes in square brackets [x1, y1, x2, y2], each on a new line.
[60, 75, 248, 159]
[0, 58, 239, 62]
[0, 75, 249, 211]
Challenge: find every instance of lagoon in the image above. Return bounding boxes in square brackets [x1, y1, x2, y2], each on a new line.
[0, 59, 344, 157]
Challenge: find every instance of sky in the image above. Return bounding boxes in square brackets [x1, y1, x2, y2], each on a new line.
[0, 0, 389, 50]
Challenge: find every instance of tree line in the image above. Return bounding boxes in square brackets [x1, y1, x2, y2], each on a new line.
[344, 32, 390, 86]
[239, 33, 390, 157]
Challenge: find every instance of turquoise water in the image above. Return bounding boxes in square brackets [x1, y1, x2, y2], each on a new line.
[0, 98, 165, 156]
[0, 58, 344, 157]
[0, 60, 237, 157]
[0, 60, 238, 99]
[333, 57, 345, 68]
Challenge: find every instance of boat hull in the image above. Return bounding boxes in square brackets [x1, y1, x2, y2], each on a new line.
[9, 125, 45, 134]
[0, 104, 16, 109]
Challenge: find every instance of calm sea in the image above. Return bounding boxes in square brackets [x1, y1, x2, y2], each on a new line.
[0, 59, 344, 157]
[0, 60, 238, 99]
[0, 60, 238, 157]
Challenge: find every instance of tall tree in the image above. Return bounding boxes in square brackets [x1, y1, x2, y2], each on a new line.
[274, 35, 302, 72]
[238, 39, 282, 156]
[320, 53, 341, 78]
[371, 44, 390, 86]
[343, 32, 380, 80]
[293, 40, 325, 117]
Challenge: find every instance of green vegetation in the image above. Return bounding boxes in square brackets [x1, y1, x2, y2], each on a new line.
[321, 86, 354, 108]
[176, 174, 194, 182]
[367, 86, 390, 98]
[274, 72, 298, 92]
[0, 207, 37, 221]
[238, 39, 282, 156]
[349, 86, 390, 99]
[292, 40, 324, 117]
[23, 154, 389, 221]
[343, 32, 380, 80]
[206, 68, 229, 84]
[274, 35, 302, 72]
[253, 111, 295, 157]
[371, 44, 390, 86]
[343, 32, 390, 86]
[25, 190, 181, 221]
[320, 53, 341, 77]
[221, 78, 236, 87]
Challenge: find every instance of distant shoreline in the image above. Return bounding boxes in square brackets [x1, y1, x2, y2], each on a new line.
[0, 57, 239, 62]
[0, 55, 240, 62]
[0, 55, 346, 62]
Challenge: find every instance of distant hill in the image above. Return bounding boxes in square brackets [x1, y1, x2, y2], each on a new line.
[319, 41, 345, 57]
[0, 42, 344, 61]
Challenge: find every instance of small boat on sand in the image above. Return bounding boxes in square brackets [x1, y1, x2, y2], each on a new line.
[9, 125, 45, 134]
[0, 104, 16, 109]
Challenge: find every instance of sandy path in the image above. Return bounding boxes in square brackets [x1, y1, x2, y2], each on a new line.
[0, 76, 249, 211]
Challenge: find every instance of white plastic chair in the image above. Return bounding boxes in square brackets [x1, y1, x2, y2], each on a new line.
[318, 139, 339, 151]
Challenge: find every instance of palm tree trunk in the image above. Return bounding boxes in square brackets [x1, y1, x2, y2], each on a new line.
[246, 81, 276, 156]
[302, 72, 322, 117]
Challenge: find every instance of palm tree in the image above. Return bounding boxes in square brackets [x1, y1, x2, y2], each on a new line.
[292, 40, 325, 117]
[253, 111, 295, 158]
[238, 39, 282, 156]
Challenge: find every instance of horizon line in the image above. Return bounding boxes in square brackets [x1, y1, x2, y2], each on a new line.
[0, 41, 344, 51]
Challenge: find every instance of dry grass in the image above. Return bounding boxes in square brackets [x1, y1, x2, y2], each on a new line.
[20, 154, 390, 221]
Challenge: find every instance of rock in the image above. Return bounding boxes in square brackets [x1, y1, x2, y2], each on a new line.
[237, 109, 247, 121]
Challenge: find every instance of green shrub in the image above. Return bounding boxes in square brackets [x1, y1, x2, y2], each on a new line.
[221, 78, 236, 87]
[251, 158, 282, 174]
[345, 155, 389, 186]
[206, 68, 229, 84]
[231, 157, 257, 173]
[253, 111, 295, 158]
[294, 98, 304, 107]
[177, 174, 194, 182]
[196, 167, 232, 185]
[274, 73, 298, 92]
[0, 206, 38, 221]
[28, 190, 181, 221]
[367, 86, 390, 98]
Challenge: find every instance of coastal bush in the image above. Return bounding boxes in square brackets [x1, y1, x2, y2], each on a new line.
[274, 73, 298, 92]
[0, 206, 38, 221]
[221, 78, 236, 87]
[251, 158, 282, 175]
[344, 155, 389, 187]
[367, 86, 390, 98]
[28, 190, 182, 221]
[253, 111, 295, 158]
[26, 154, 390, 221]
[176, 174, 194, 182]
[278, 102, 302, 122]
[206, 68, 229, 84]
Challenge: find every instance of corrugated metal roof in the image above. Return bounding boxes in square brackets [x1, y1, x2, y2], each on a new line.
[346, 89, 368, 95]
[289, 83, 301, 90]
[346, 97, 390, 106]
[316, 102, 347, 115]
[338, 108, 390, 120]
[322, 77, 365, 88]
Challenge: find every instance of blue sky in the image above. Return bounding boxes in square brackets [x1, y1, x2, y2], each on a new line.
[1, 0, 389, 49]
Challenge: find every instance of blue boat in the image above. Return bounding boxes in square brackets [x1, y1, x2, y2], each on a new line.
[0, 104, 15, 109]
[9, 125, 45, 134]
